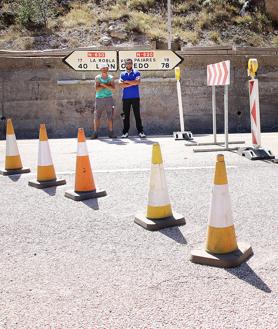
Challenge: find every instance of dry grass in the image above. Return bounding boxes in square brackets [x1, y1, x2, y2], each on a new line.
[61, 3, 95, 28]
[174, 28, 199, 45]
[208, 31, 221, 44]
[127, 0, 156, 11]
[127, 11, 167, 40]
[272, 36, 278, 47]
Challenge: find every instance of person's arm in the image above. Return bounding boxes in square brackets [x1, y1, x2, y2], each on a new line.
[125, 72, 141, 87]
[102, 77, 115, 91]
[118, 77, 130, 89]
[95, 76, 105, 91]
[126, 78, 140, 86]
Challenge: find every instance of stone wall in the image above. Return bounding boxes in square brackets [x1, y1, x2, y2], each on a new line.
[0, 47, 277, 139]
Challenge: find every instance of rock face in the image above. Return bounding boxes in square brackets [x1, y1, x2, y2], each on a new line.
[265, 0, 278, 22]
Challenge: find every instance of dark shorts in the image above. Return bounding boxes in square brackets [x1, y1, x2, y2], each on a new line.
[95, 97, 114, 120]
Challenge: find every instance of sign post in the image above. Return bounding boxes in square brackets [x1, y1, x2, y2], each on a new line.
[237, 59, 274, 160]
[192, 60, 244, 152]
[173, 67, 193, 141]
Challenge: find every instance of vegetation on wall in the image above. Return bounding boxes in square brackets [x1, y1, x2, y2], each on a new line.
[0, 0, 277, 49]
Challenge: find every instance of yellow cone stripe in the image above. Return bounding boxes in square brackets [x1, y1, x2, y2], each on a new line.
[152, 143, 163, 164]
[6, 119, 15, 135]
[148, 164, 171, 206]
[39, 125, 48, 141]
[206, 225, 238, 254]
[147, 204, 172, 219]
[6, 135, 20, 156]
[214, 160, 228, 185]
[208, 184, 234, 227]
[38, 141, 53, 166]
[5, 155, 22, 170]
[37, 165, 56, 181]
[77, 142, 88, 156]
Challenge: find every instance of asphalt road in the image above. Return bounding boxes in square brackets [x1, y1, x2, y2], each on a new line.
[0, 133, 277, 329]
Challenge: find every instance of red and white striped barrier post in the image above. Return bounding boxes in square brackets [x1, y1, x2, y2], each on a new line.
[192, 60, 244, 152]
[249, 78, 261, 148]
[237, 58, 274, 160]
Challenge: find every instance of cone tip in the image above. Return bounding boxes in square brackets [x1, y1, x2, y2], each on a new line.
[152, 143, 163, 164]
[217, 154, 225, 162]
[77, 128, 86, 142]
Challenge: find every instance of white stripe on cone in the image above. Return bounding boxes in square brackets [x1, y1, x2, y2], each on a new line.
[38, 141, 54, 166]
[6, 135, 20, 156]
[208, 184, 234, 228]
[77, 142, 88, 156]
[148, 164, 171, 207]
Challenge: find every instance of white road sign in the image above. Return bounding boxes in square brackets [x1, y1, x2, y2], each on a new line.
[118, 50, 183, 71]
[63, 50, 118, 71]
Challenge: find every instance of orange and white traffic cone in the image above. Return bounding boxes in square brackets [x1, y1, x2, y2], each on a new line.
[135, 143, 185, 230]
[65, 128, 106, 201]
[0, 118, 30, 176]
[28, 124, 66, 189]
[190, 154, 253, 267]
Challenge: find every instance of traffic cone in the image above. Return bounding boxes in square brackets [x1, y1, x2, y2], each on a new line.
[65, 128, 106, 201]
[0, 118, 30, 176]
[190, 154, 253, 267]
[28, 124, 66, 189]
[135, 143, 185, 231]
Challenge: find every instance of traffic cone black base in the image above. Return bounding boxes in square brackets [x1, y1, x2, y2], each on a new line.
[134, 212, 185, 231]
[28, 178, 66, 189]
[0, 168, 30, 176]
[65, 189, 107, 201]
[190, 242, 253, 268]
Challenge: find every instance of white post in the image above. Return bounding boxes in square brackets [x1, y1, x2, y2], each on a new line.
[212, 86, 217, 144]
[177, 79, 185, 132]
[167, 0, 172, 50]
[224, 85, 229, 149]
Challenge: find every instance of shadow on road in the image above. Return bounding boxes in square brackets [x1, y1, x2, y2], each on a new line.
[159, 226, 187, 245]
[97, 138, 128, 145]
[42, 186, 57, 196]
[225, 263, 271, 293]
[8, 174, 21, 182]
[131, 138, 156, 145]
[82, 198, 99, 210]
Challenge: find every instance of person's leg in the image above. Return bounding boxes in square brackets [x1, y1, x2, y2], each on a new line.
[132, 98, 144, 133]
[106, 98, 116, 138]
[122, 99, 131, 134]
[92, 99, 103, 138]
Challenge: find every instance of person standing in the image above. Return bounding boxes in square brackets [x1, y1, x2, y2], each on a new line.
[119, 58, 146, 138]
[92, 63, 116, 139]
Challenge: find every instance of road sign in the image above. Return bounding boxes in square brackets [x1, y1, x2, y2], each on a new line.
[118, 50, 183, 71]
[63, 50, 118, 71]
[207, 60, 230, 86]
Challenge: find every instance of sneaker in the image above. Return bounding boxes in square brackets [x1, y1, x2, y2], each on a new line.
[91, 132, 98, 139]
[121, 133, 129, 138]
[138, 132, 146, 138]
[108, 130, 117, 139]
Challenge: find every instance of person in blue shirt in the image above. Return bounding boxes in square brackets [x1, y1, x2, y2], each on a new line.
[119, 58, 146, 138]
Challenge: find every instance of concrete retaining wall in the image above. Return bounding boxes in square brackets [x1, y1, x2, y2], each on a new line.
[0, 47, 277, 139]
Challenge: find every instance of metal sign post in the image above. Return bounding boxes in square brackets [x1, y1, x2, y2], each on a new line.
[237, 58, 274, 160]
[192, 60, 244, 152]
[173, 67, 193, 140]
